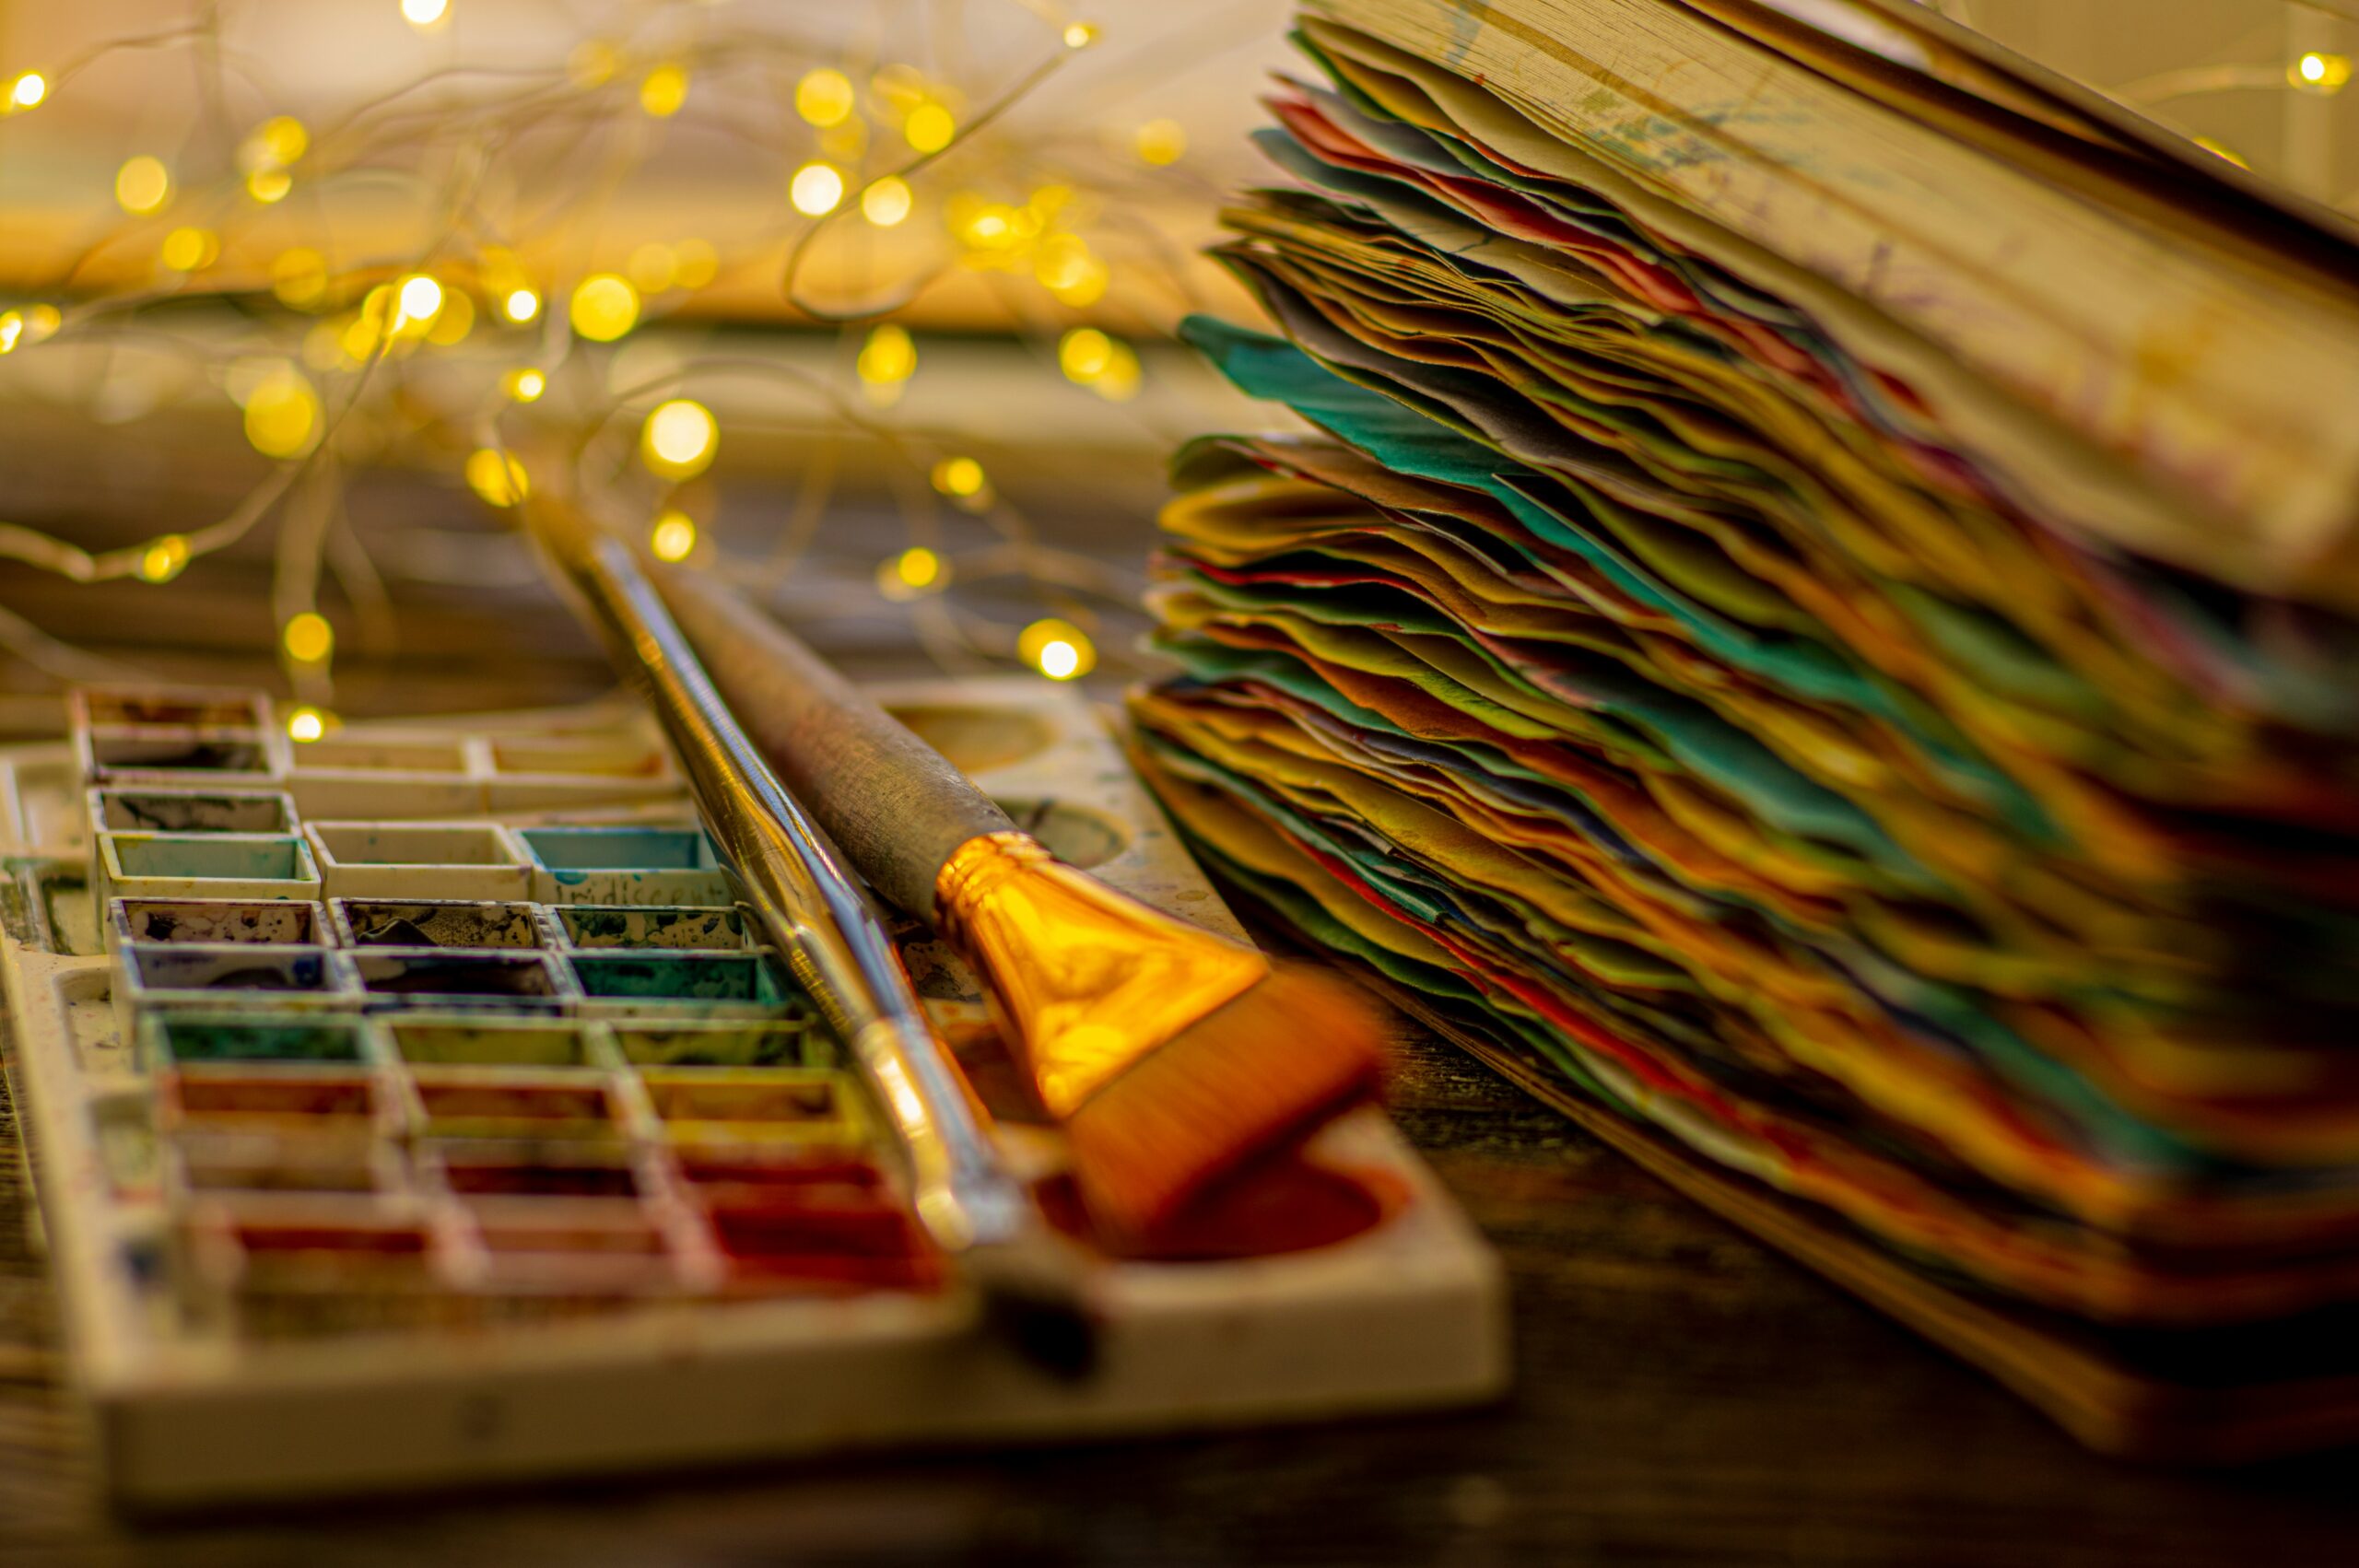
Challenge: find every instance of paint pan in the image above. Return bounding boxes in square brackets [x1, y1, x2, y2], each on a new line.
[486, 733, 681, 813]
[465, 1209, 686, 1297]
[333, 898, 549, 950]
[516, 826, 732, 907]
[638, 1068, 863, 1145]
[83, 728, 271, 782]
[554, 905, 748, 951]
[22, 862, 101, 955]
[386, 1015, 604, 1069]
[294, 736, 470, 773]
[566, 951, 794, 1013]
[608, 1019, 822, 1070]
[704, 1198, 938, 1293]
[701, 1196, 925, 1260]
[675, 1149, 888, 1205]
[434, 1146, 646, 1201]
[489, 734, 671, 778]
[92, 787, 298, 836]
[160, 1071, 384, 1136]
[73, 690, 270, 731]
[122, 943, 346, 1005]
[994, 799, 1135, 872]
[305, 823, 532, 902]
[0, 864, 32, 946]
[51, 967, 128, 1076]
[143, 1012, 377, 1071]
[111, 897, 327, 947]
[286, 734, 484, 820]
[100, 833, 322, 903]
[883, 704, 1056, 773]
[12, 755, 90, 852]
[90, 1094, 161, 1198]
[172, 1131, 400, 1197]
[183, 1204, 448, 1328]
[407, 1072, 627, 1141]
[349, 950, 569, 1009]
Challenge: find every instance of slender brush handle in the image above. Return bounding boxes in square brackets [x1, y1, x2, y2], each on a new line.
[524, 502, 1031, 1258]
[648, 561, 1016, 924]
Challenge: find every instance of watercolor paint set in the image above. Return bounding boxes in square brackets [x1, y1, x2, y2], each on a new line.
[0, 680, 1503, 1509]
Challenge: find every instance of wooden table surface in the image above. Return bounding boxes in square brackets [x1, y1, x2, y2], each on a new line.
[6, 1025, 2359, 1568]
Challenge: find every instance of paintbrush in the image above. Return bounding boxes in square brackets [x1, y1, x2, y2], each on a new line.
[523, 501, 1093, 1370]
[641, 559, 1390, 1246]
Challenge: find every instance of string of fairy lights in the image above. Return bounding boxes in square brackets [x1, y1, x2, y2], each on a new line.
[0, 0, 1227, 736]
[4, 2, 2354, 740]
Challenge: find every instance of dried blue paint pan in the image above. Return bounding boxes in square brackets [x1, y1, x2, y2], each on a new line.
[515, 827, 733, 907]
[565, 951, 795, 1015]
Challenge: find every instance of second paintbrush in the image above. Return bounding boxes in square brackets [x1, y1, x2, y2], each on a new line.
[648, 559, 1389, 1246]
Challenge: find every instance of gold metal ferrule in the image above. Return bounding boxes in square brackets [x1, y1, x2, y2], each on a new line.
[934, 831, 1270, 1119]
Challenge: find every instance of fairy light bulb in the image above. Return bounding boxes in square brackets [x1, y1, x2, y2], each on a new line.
[569, 274, 639, 341]
[1063, 22, 1099, 49]
[160, 228, 219, 272]
[401, 0, 449, 29]
[395, 274, 443, 326]
[1019, 618, 1095, 680]
[628, 242, 677, 293]
[932, 457, 985, 497]
[502, 287, 541, 323]
[1036, 235, 1107, 306]
[503, 367, 546, 402]
[0, 313, 20, 355]
[427, 290, 473, 345]
[640, 398, 718, 478]
[862, 177, 913, 228]
[877, 546, 947, 601]
[2292, 52, 2353, 93]
[1134, 119, 1186, 165]
[465, 449, 529, 507]
[791, 161, 845, 216]
[115, 157, 171, 216]
[898, 547, 942, 588]
[247, 169, 292, 203]
[856, 322, 917, 406]
[242, 369, 322, 458]
[1059, 327, 1113, 382]
[904, 102, 955, 154]
[650, 510, 698, 562]
[640, 64, 688, 117]
[270, 249, 330, 310]
[286, 706, 330, 743]
[137, 535, 190, 583]
[674, 240, 718, 288]
[249, 116, 308, 169]
[7, 72, 48, 111]
[282, 612, 334, 663]
[796, 68, 854, 127]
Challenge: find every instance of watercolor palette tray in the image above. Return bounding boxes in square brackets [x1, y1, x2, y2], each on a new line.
[0, 680, 1504, 1510]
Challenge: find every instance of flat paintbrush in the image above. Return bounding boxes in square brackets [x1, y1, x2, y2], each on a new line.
[645, 560, 1389, 1246]
[523, 501, 1091, 1369]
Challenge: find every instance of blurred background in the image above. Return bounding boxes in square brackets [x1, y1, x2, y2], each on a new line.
[0, 0, 2353, 723]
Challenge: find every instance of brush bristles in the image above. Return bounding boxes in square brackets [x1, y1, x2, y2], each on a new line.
[1063, 963, 1388, 1243]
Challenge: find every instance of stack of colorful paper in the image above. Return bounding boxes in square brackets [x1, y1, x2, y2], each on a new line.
[1131, 0, 2359, 1458]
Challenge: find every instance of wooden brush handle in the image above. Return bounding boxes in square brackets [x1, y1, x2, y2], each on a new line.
[649, 562, 1017, 925]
